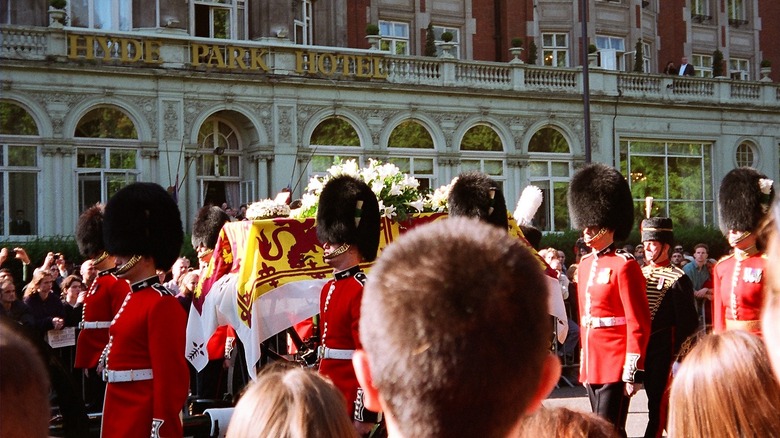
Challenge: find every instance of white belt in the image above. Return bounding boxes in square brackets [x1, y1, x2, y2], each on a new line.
[104, 368, 153, 383]
[583, 316, 627, 328]
[79, 321, 112, 329]
[319, 347, 355, 360]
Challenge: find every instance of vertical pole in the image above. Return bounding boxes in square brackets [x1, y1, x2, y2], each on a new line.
[581, 0, 592, 163]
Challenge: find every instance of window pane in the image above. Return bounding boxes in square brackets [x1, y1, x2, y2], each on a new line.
[413, 158, 434, 173]
[200, 154, 215, 176]
[78, 173, 102, 213]
[543, 34, 553, 46]
[667, 142, 702, 156]
[668, 157, 703, 199]
[553, 181, 570, 230]
[0, 102, 38, 135]
[395, 41, 408, 55]
[461, 125, 502, 151]
[109, 150, 136, 169]
[529, 161, 548, 177]
[310, 155, 360, 173]
[461, 160, 480, 172]
[529, 127, 570, 153]
[669, 201, 703, 228]
[629, 141, 664, 154]
[555, 34, 566, 47]
[311, 118, 360, 146]
[107, 173, 135, 199]
[628, 155, 665, 199]
[483, 160, 504, 176]
[534, 180, 551, 230]
[213, 8, 231, 39]
[388, 121, 434, 149]
[551, 162, 569, 177]
[388, 157, 411, 173]
[8, 146, 36, 167]
[76, 108, 138, 139]
[229, 156, 239, 176]
[78, 149, 105, 168]
[9, 172, 36, 235]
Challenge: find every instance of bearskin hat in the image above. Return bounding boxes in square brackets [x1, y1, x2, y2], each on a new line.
[191, 206, 229, 250]
[719, 167, 775, 234]
[103, 182, 184, 271]
[316, 175, 381, 262]
[641, 217, 674, 246]
[568, 163, 635, 241]
[76, 204, 106, 259]
[448, 171, 509, 230]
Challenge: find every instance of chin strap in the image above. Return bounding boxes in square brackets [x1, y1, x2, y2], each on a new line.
[93, 251, 109, 266]
[583, 227, 607, 246]
[115, 255, 142, 276]
[323, 243, 350, 260]
[729, 230, 751, 247]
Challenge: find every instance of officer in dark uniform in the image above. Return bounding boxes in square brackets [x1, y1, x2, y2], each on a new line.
[713, 167, 774, 335]
[316, 174, 381, 436]
[568, 163, 651, 438]
[639, 215, 699, 438]
[100, 183, 189, 438]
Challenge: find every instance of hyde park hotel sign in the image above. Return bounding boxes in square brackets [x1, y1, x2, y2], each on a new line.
[66, 34, 388, 80]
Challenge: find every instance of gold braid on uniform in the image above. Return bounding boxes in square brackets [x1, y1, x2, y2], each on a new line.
[642, 265, 685, 320]
[323, 243, 350, 260]
[93, 251, 109, 266]
[115, 255, 142, 275]
[583, 228, 607, 245]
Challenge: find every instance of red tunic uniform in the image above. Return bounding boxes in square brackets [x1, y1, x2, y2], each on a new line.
[712, 252, 766, 335]
[101, 277, 189, 438]
[318, 265, 369, 419]
[75, 270, 129, 369]
[578, 247, 652, 384]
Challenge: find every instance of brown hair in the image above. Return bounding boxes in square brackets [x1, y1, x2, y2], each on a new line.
[669, 330, 780, 437]
[0, 320, 50, 438]
[23, 269, 53, 298]
[60, 274, 83, 292]
[361, 217, 549, 437]
[226, 364, 357, 438]
[519, 407, 619, 438]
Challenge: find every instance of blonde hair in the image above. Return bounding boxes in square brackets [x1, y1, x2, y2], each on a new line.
[23, 269, 53, 298]
[668, 331, 780, 437]
[226, 364, 358, 438]
[177, 271, 199, 297]
[519, 407, 619, 438]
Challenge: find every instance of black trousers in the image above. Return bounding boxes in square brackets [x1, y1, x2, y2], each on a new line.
[644, 350, 672, 438]
[586, 382, 630, 438]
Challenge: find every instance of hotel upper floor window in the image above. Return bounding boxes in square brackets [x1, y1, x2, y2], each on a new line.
[596, 35, 626, 71]
[620, 139, 714, 227]
[735, 141, 757, 167]
[0, 101, 39, 237]
[542, 33, 569, 67]
[692, 54, 713, 78]
[379, 20, 409, 55]
[70, 0, 132, 31]
[727, 0, 746, 22]
[433, 26, 461, 59]
[729, 58, 749, 80]
[692, 0, 711, 18]
[193, 0, 246, 40]
[294, 0, 313, 45]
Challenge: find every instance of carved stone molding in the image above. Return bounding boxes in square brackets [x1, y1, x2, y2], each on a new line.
[277, 105, 293, 144]
[42, 144, 74, 156]
[162, 100, 180, 141]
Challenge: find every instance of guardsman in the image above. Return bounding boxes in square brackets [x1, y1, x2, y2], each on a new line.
[639, 210, 699, 438]
[568, 162, 651, 438]
[100, 183, 189, 438]
[316, 174, 381, 436]
[74, 204, 131, 413]
[713, 167, 774, 335]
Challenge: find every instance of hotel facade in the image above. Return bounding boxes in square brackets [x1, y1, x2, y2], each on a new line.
[1, 0, 779, 238]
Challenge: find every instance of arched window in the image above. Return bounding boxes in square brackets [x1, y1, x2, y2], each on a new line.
[75, 106, 140, 213]
[196, 117, 243, 208]
[0, 101, 39, 236]
[388, 120, 435, 191]
[527, 127, 572, 231]
[309, 117, 362, 175]
[735, 141, 757, 168]
[460, 124, 506, 190]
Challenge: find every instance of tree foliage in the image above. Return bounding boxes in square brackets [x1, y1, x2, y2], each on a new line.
[425, 23, 437, 57]
[0, 102, 38, 135]
[527, 41, 538, 65]
[712, 50, 724, 77]
[310, 117, 361, 146]
[634, 41, 644, 72]
[461, 125, 502, 151]
[388, 120, 434, 149]
[75, 107, 137, 139]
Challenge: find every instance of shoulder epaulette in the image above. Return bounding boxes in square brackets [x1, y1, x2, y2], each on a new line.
[152, 283, 175, 297]
[716, 253, 735, 264]
[615, 249, 636, 261]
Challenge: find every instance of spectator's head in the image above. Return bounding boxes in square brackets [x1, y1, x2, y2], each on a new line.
[226, 364, 357, 438]
[670, 252, 684, 267]
[681, 56, 688, 65]
[178, 271, 199, 298]
[448, 171, 509, 230]
[568, 163, 634, 249]
[693, 243, 709, 265]
[61, 275, 84, 303]
[25, 269, 53, 298]
[669, 330, 780, 437]
[170, 257, 190, 282]
[80, 259, 97, 287]
[0, 268, 13, 284]
[0, 279, 17, 307]
[519, 407, 619, 438]
[103, 183, 183, 281]
[0, 320, 50, 438]
[354, 218, 560, 438]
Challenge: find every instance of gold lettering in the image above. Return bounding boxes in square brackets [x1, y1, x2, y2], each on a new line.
[249, 48, 269, 71]
[144, 40, 163, 64]
[206, 45, 226, 68]
[317, 53, 337, 75]
[191, 43, 208, 67]
[94, 36, 112, 61]
[120, 38, 143, 62]
[340, 55, 354, 76]
[356, 56, 372, 78]
[295, 50, 315, 74]
[228, 46, 247, 69]
[372, 56, 387, 79]
[68, 34, 94, 59]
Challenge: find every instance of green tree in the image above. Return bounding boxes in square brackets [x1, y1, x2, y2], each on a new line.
[388, 120, 434, 149]
[634, 41, 644, 72]
[461, 125, 503, 151]
[311, 117, 361, 146]
[527, 41, 538, 65]
[425, 23, 437, 57]
[0, 102, 38, 135]
[712, 50, 724, 77]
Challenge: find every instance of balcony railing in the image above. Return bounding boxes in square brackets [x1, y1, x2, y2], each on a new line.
[2, 24, 778, 108]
